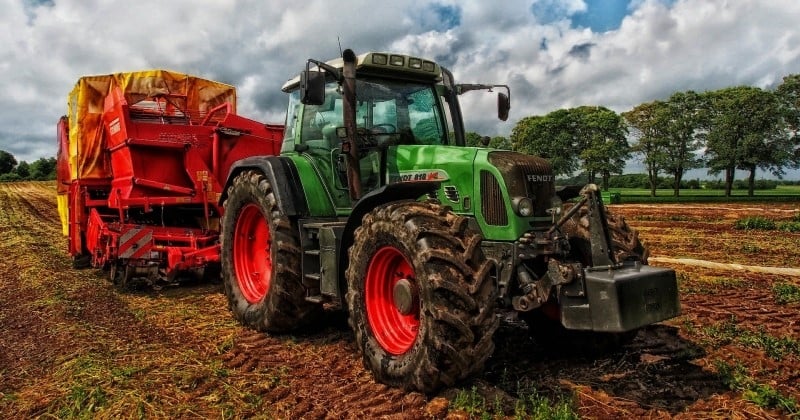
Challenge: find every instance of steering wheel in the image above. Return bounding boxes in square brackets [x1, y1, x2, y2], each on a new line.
[370, 124, 396, 134]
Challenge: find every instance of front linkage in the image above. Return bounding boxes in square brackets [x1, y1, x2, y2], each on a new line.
[492, 184, 681, 333]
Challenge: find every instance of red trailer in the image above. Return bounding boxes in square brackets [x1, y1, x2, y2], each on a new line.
[57, 70, 283, 288]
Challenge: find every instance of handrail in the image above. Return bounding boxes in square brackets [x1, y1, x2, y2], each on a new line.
[200, 103, 233, 126]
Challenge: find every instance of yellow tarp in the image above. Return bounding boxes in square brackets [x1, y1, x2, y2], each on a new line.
[57, 194, 69, 236]
[66, 70, 237, 181]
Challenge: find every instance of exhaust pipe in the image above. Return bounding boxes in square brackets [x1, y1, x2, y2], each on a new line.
[341, 49, 362, 200]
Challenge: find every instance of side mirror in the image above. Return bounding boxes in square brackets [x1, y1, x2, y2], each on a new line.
[498, 92, 510, 121]
[300, 71, 325, 105]
[480, 136, 491, 147]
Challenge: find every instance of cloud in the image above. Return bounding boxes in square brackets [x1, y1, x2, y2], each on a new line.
[417, 2, 462, 32]
[567, 42, 595, 60]
[0, 0, 798, 180]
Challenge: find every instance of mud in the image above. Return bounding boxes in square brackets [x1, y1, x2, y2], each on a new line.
[1, 182, 798, 418]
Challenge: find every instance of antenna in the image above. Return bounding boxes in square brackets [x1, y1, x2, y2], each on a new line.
[338, 36, 343, 57]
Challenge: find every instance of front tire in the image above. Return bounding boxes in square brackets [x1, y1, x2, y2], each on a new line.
[346, 201, 498, 393]
[221, 170, 320, 332]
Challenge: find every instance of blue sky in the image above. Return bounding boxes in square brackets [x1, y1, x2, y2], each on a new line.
[572, 0, 629, 32]
[0, 0, 798, 179]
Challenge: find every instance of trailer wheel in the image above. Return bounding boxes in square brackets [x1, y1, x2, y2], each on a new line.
[346, 201, 498, 393]
[221, 170, 320, 332]
[110, 263, 132, 291]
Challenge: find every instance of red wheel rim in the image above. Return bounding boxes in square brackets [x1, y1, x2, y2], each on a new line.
[233, 203, 271, 303]
[365, 246, 419, 355]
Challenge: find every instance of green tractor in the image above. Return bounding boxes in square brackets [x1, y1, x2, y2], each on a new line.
[219, 49, 680, 393]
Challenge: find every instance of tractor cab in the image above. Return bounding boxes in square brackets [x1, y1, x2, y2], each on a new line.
[280, 50, 509, 207]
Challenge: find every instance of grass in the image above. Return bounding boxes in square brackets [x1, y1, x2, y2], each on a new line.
[773, 282, 800, 305]
[450, 385, 579, 420]
[606, 185, 800, 203]
[733, 216, 800, 232]
[679, 276, 746, 295]
[714, 360, 799, 416]
[700, 316, 800, 361]
[50, 354, 112, 418]
[734, 216, 777, 230]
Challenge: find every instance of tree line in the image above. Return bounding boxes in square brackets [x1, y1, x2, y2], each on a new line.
[0, 150, 57, 182]
[4, 72, 799, 193]
[507, 74, 800, 197]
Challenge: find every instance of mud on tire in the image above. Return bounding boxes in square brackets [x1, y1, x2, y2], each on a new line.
[562, 203, 649, 263]
[346, 201, 499, 393]
[221, 170, 320, 332]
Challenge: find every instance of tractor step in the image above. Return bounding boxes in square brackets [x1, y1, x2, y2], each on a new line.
[305, 295, 325, 303]
[299, 219, 346, 310]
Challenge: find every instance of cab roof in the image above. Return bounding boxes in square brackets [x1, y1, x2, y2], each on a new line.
[281, 52, 442, 92]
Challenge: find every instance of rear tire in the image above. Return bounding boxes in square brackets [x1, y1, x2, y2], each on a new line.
[346, 201, 498, 393]
[221, 170, 320, 332]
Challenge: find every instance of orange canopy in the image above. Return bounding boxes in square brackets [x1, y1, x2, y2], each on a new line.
[66, 70, 237, 181]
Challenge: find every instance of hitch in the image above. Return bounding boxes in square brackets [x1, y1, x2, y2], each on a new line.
[549, 184, 617, 268]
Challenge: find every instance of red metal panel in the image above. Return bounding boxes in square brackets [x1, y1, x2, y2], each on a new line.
[65, 70, 285, 282]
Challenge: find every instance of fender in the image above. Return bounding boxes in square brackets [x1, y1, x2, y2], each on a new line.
[219, 156, 308, 217]
[337, 181, 441, 297]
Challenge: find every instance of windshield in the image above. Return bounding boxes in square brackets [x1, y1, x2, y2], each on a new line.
[289, 78, 450, 148]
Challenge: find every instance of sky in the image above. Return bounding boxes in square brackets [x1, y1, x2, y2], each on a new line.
[2, 0, 799, 179]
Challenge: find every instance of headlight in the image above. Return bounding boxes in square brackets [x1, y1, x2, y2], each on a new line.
[548, 196, 563, 216]
[512, 197, 534, 217]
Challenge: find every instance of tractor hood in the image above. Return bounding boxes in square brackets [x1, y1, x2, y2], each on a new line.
[385, 146, 557, 241]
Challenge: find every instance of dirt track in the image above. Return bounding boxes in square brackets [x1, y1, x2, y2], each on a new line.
[1, 182, 798, 418]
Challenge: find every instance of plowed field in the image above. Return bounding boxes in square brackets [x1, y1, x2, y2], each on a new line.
[1, 181, 799, 419]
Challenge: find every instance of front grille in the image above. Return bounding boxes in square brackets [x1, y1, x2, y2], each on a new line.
[480, 170, 507, 226]
[487, 151, 554, 217]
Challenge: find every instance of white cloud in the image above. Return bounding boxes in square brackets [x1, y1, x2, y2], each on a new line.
[0, 0, 798, 180]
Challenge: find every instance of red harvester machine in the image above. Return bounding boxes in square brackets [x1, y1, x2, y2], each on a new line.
[57, 70, 282, 288]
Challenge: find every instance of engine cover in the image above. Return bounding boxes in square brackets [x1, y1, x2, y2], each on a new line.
[487, 151, 555, 218]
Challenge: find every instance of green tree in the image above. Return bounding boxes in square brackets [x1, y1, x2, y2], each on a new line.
[29, 157, 57, 180]
[0, 150, 17, 175]
[623, 100, 669, 196]
[465, 132, 511, 149]
[661, 91, 705, 197]
[488, 136, 511, 149]
[14, 161, 30, 179]
[465, 131, 482, 147]
[512, 107, 629, 189]
[704, 87, 789, 196]
[574, 106, 630, 190]
[511, 110, 580, 176]
[776, 74, 800, 164]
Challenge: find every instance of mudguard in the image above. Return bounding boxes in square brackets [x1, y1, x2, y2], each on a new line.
[337, 181, 441, 295]
[220, 156, 308, 217]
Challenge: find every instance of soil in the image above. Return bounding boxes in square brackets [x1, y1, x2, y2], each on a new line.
[1, 182, 798, 418]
